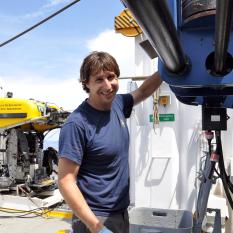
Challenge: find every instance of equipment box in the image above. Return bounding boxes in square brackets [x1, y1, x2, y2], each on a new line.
[129, 207, 193, 233]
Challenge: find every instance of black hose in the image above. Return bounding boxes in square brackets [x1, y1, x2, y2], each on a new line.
[215, 130, 233, 209]
[207, 133, 215, 179]
[216, 130, 233, 193]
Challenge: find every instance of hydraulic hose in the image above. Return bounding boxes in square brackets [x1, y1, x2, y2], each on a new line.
[215, 130, 233, 193]
[215, 130, 233, 209]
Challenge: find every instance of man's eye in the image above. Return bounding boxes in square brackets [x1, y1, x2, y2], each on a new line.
[95, 78, 102, 83]
[108, 75, 115, 80]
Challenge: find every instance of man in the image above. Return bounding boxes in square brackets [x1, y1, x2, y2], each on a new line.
[58, 51, 162, 233]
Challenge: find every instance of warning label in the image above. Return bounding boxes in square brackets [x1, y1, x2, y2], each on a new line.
[0, 103, 22, 111]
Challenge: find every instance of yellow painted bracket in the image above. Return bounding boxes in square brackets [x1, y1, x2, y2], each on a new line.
[115, 9, 142, 37]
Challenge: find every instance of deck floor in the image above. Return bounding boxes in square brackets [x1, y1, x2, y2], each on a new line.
[0, 216, 71, 233]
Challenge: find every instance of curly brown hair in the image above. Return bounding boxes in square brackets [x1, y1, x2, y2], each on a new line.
[80, 51, 120, 93]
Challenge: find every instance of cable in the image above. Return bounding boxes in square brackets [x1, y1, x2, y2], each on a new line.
[215, 130, 233, 209]
[0, 202, 61, 218]
[0, 0, 81, 48]
[0, 207, 44, 218]
[0, 207, 43, 214]
[214, 167, 221, 177]
[216, 130, 233, 193]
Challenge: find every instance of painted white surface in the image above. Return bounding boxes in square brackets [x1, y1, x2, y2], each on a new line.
[129, 82, 201, 211]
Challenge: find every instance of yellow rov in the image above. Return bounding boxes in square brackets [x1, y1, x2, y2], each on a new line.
[0, 97, 69, 193]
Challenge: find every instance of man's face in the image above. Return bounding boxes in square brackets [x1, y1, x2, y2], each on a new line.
[86, 70, 119, 110]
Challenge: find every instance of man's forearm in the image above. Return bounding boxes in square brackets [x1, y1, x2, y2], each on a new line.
[131, 71, 162, 105]
[139, 72, 162, 99]
[58, 181, 104, 233]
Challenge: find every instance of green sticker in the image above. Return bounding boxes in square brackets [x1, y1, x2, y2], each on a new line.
[149, 114, 154, 122]
[159, 114, 175, 122]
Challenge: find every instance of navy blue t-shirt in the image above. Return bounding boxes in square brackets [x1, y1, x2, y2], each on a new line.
[58, 94, 134, 216]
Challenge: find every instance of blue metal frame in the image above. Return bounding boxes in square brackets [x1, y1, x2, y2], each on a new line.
[158, 0, 233, 108]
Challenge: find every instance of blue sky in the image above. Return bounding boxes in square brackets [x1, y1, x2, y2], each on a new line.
[0, 0, 135, 110]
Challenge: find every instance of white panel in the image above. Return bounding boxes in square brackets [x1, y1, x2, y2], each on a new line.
[150, 127, 178, 158]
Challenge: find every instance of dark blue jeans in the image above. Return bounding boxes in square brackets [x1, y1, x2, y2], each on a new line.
[72, 210, 129, 233]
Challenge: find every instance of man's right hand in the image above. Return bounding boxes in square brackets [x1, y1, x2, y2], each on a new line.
[99, 226, 113, 233]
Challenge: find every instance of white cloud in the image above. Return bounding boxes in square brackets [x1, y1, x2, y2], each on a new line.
[43, 0, 71, 9]
[3, 76, 87, 111]
[1, 29, 135, 110]
[23, 11, 44, 19]
[23, 0, 70, 19]
[87, 29, 135, 77]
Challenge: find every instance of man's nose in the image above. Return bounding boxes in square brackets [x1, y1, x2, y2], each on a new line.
[103, 79, 112, 89]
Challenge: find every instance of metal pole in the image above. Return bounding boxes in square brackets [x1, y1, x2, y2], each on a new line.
[122, 0, 188, 74]
[214, 0, 233, 74]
